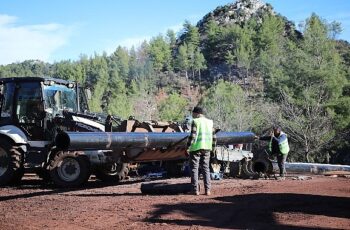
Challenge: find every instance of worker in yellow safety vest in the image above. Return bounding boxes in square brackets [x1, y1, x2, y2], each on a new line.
[256, 126, 290, 179]
[187, 106, 217, 195]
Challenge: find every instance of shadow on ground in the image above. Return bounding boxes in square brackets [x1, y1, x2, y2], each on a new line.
[147, 193, 350, 229]
[0, 178, 144, 202]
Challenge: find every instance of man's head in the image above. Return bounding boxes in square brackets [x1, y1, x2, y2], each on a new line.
[273, 125, 281, 136]
[192, 106, 204, 118]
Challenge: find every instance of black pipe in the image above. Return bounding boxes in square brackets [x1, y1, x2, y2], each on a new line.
[55, 131, 256, 151]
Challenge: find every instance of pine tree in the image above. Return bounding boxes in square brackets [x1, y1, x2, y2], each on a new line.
[111, 46, 130, 80]
[148, 35, 172, 72]
[234, 25, 255, 87]
[88, 54, 109, 112]
[176, 43, 189, 79]
[183, 20, 200, 48]
[254, 15, 287, 98]
[128, 46, 139, 81]
[107, 71, 132, 119]
[277, 14, 348, 162]
[193, 48, 207, 84]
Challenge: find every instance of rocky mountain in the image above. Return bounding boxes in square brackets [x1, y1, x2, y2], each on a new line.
[175, 0, 302, 86]
[197, 0, 274, 32]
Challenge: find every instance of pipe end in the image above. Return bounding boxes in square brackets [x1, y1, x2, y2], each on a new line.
[55, 132, 70, 150]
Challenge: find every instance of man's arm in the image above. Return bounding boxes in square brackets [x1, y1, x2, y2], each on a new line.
[259, 136, 272, 141]
[277, 133, 287, 144]
[186, 121, 197, 149]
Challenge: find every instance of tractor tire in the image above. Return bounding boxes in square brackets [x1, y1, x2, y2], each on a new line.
[11, 166, 25, 185]
[0, 139, 24, 186]
[9, 146, 25, 185]
[49, 151, 91, 188]
[36, 168, 51, 182]
[94, 162, 129, 182]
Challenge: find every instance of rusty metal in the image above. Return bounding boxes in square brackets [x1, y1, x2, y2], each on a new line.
[117, 119, 183, 132]
[55, 131, 256, 151]
[131, 148, 186, 161]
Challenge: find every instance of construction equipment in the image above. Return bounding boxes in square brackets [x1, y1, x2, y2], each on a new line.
[0, 77, 256, 187]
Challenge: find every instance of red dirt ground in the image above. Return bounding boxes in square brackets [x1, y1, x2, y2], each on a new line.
[0, 175, 349, 230]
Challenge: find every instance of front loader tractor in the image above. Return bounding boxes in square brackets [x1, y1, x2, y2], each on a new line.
[0, 77, 258, 188]
[0, 77, 188, 187]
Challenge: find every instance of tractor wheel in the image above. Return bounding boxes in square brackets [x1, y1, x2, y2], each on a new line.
[0, 139, 24, 186]
[95, 162, 129, 182]
[49, 151, 91, 188]
[36, 168, 51, 182]
[11, 166, 25, 185]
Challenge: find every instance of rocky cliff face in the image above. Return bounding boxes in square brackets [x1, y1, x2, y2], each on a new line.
[197, 0, 274, 32]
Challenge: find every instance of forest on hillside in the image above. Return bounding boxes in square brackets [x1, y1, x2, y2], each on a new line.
[0, 0, 349, 164]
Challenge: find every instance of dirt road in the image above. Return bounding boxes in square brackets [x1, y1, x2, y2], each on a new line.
[0, 175, 349, 229]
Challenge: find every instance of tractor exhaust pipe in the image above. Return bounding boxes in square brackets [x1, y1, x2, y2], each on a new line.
[55, 131, 256, 151]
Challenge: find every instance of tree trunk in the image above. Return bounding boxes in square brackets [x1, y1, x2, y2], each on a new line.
[229, 67, 232, 82]
[305, 151, 310, 163]
[198, 69, 201, 86]
[325, 152, 330, 164]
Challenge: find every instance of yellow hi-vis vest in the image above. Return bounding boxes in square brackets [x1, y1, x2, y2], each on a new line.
[189, 116, 213, 152]
[268, 132, 290, 155]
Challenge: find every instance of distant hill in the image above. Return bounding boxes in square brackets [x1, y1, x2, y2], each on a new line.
[175, 0, 303, 86]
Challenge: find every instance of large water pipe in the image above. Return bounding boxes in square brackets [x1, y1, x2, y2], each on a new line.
[55, 131, 256, 151]
[253, 160, 350, 175]
[282, 162, 350, 174]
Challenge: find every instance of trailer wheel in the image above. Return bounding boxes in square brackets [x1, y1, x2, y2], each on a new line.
[95, 162, 129, 182]
[49, 151, 91, 187]
[0, 139, 23, 186]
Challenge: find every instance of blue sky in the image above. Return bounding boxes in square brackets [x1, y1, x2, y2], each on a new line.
[0, 0, 349, 65]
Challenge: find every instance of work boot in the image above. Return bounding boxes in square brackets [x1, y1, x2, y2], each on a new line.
[277, 175, 285, 180]
[205, 190, 211, 196]
[189, 190, 199, 196]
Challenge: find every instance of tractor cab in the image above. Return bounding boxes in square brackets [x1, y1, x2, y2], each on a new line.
[0, 77, 88, 140]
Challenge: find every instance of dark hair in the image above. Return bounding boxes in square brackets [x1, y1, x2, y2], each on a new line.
[192, 106, 204, 114]
[273, 125, 281, 131]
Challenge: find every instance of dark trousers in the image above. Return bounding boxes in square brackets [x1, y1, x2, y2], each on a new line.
[277, 154, 288, 176]
[190, 150, 211, 192]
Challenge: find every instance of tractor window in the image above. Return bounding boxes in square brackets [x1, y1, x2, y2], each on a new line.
[16, 82, 43, 123]
[43, 84, 77, 115]
[79, 87, 89, 112]
[1, 82, 15, 118]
